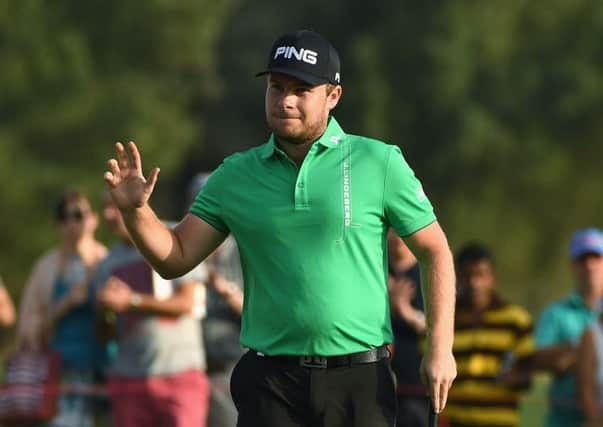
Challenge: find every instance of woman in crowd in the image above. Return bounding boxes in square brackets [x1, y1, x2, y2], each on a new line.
[17, 190, 107, 427]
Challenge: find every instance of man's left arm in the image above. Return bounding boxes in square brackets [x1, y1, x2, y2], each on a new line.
[404, 221, 456, 414]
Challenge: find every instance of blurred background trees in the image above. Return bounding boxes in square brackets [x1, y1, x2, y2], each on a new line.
[1, 0, 602, 317]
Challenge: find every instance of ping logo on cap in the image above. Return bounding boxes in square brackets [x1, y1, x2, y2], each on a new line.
[273, 46, 318, 65]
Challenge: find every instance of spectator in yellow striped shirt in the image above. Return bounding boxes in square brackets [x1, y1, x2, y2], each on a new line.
[444, 243, 534, 427]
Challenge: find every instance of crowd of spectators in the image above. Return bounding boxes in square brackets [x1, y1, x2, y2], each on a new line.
[387, 227, 603, 427]
[1, 183, 602, 427]
[1, 179, 245, 427]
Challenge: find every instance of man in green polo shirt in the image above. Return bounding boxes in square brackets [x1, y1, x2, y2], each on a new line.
[103, 29, 456, 427]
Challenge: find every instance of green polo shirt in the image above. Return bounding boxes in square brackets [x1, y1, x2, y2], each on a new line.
[534, 291, 597, 427]
[191, 117, 436, 356]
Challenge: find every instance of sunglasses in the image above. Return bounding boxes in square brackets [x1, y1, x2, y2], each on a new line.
[58, 208, 89, 223]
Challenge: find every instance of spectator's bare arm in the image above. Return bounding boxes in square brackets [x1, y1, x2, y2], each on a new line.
[207, 267, 244, 316]
[578, 329, 601, 426]
[388, 276, 425, 334]
[0, 284, 16, 327]
[531, 343, 577, 375]
[97, 275, 197, 317]
[46, 281, 88, 328]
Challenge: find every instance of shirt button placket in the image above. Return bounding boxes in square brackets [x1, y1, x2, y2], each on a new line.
[295, 157, 312, 209]
[295, 180, 306, 208]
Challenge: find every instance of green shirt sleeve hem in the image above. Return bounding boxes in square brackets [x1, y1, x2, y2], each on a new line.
[189, 207, 229, 234]
[397, 214, 437, 238]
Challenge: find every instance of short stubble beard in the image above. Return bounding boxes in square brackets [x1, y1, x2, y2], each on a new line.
[269, 114, 328, 147]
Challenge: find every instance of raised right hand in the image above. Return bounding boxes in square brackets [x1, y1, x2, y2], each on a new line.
[104, 141, 160, 212]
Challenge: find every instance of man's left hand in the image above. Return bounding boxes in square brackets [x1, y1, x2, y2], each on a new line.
[420, 348, 457, 414]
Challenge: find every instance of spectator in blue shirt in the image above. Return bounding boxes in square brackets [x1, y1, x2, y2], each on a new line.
[534, 228, 603, 427]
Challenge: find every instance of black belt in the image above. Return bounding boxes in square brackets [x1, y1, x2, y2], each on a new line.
[253, 345, 389, 369]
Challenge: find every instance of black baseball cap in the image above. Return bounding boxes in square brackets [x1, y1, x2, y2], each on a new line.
[256, 30, 341, 86]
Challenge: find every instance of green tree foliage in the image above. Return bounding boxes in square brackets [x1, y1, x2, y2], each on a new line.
[1, 0, 602, 318]
[194, 0, 603, 313]
[0, 0, 236, 298]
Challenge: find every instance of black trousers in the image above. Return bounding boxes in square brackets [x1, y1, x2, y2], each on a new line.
[230, 350, 397, 427]
[396, 396, 429, 427]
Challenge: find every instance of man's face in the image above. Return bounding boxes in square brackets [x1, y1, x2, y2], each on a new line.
[458, 260, 496, 301]
[265, 73, 341, 145]
[572, 252, 603, 295]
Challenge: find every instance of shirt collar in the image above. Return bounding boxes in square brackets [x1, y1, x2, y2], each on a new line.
[567, 291, 592, 310]
[260, 116, 346, 159]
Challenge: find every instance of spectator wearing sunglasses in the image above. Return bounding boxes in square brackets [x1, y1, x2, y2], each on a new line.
[17, 189, 107, 427]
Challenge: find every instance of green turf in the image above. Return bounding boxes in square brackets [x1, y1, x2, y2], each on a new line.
[518, 374, 550, 426]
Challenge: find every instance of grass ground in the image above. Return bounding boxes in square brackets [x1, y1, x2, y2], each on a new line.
[518, 374, 550, 427]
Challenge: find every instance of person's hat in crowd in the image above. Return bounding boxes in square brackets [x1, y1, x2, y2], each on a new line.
[570, 228, 603, 260]
[256, 29, 341, 86]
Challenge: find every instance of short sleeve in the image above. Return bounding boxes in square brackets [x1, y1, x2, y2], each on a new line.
[383, 146, 436, 236]
[534, 306, 560, 348]
[190, 164, 229, 233]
